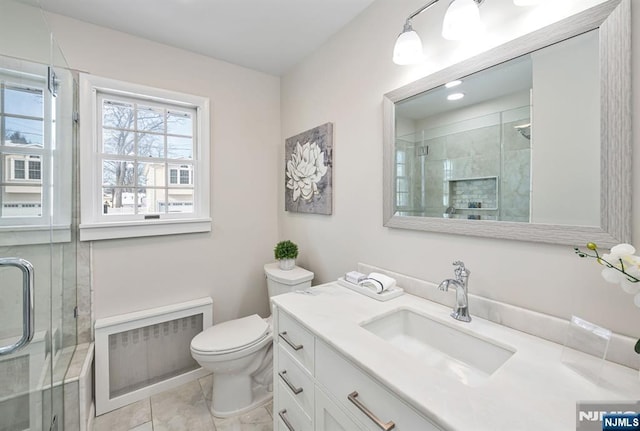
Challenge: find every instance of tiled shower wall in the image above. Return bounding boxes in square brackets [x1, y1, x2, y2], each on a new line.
[402, 115, 531, 221]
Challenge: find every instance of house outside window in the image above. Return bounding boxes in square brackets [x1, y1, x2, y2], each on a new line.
[0, 81, 46, 219]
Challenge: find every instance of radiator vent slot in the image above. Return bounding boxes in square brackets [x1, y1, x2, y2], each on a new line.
[95, 298, 212, 415]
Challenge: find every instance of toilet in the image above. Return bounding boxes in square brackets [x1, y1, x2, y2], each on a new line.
[190, 263, 313, 417]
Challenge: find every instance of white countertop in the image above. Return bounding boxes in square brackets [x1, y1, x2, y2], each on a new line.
[272, 282, 640, 431]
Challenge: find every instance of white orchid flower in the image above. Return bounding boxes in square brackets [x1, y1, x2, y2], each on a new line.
[601, 267, 623, 284]
[603, 243, 636, 264]
[286, 141, 328, 202]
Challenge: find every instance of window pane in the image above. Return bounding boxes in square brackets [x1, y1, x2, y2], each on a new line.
[102, 160, 135, 187]
[137, 105, 164, 132]
[4, 86, 43, 118]
[1, 188, 42, 217]
[103, 100, 134, 130]
[397, 178, 409, 192]
[102, 187, 136, 215]
[103, 129, 134, 155]
[137, 133, 164, 158]
[2, 152, 43, 217]
[137, 162, 165, 187]
[167, 136, 193, 159]
[137, 188, 164, 214]
[169, 169, 178, 185]
[396, 164, 405, 177]
[179, 169, 190, 185]
[167, 188, 194, 213]
[28, 160, 41, 180]
[14, 160, 25, 179]
[167, 110, 192, 136]
[5, 117, 44, 147]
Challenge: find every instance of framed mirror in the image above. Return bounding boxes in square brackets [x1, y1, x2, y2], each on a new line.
[383, 0, 630, 247]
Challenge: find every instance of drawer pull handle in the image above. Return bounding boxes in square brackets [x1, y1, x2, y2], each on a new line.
[279, 331, 303, 351]
[348, 391, 396, 431]
[279, 370, 303, 394]
[278, 409, 296, 431]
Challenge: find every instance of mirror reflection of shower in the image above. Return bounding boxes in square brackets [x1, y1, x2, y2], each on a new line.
[394, 104, 531, 223]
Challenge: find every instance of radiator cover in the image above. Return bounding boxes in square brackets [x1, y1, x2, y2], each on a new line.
[94, 298, 212, 415]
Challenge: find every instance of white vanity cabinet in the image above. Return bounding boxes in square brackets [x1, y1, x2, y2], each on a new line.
[273, 306, 440, 431]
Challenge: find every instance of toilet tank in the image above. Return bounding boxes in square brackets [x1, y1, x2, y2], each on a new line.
[264, 263, 314, 298]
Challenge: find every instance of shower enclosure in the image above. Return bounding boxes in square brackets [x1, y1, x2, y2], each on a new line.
[395, 105, 532, 222]
[0, 1, 77, 430]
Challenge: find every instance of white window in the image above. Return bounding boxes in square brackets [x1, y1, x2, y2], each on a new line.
[395, 149, 409, 209]
[79, 74, 211, 241]
[0, 61, 73, 246]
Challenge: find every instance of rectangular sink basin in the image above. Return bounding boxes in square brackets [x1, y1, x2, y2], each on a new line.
[361, 309, 515, 386]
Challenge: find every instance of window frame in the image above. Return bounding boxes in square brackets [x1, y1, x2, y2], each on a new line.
[79, 74, 211, 241]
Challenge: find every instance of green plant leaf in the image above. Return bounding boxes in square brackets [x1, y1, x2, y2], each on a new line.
[274, 240, 299, 260]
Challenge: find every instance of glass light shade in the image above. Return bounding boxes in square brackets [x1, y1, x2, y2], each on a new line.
[442, 0, 482, 41]
[393, 29, 425, 65]
[513, 0, 542, 5]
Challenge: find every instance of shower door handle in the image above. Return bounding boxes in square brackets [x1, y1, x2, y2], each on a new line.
[0, 258, 35, 356]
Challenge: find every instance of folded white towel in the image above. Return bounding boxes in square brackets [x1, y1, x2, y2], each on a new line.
[358, 272, 396, 294]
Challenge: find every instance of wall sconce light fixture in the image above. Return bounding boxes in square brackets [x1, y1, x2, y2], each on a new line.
[393, 0, 484, 65]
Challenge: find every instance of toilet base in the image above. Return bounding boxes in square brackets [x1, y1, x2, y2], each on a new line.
[211, 380, 272, 418]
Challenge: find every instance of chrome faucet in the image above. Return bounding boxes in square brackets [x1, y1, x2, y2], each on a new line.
[438, 261, 471, 322]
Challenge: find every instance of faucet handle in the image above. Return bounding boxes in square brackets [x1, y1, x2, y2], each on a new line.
[452, 261, 470, 277]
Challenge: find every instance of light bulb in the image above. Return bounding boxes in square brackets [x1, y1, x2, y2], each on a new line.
[442, 0, 483, 41]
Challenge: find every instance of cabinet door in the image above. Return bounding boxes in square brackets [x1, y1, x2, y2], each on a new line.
[315, 387, 364, 431]
[316, 340, 443, 431]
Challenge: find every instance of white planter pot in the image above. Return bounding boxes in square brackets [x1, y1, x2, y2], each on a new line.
[278, 259, 296, 270]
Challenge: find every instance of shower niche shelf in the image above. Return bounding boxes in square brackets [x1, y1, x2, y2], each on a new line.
[447, 176, 499, 212]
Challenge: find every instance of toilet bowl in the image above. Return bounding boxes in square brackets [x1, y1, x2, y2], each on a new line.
[190, 263, 313, 417]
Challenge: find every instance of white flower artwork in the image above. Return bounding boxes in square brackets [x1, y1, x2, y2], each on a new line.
[285, 123, 333, 214]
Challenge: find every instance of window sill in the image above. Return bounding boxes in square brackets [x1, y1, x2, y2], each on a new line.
[79, 218, 212, 241]
[0, 224, 71, 246]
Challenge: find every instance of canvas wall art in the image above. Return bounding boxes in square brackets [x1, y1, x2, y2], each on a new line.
[285, 122, 333, 214]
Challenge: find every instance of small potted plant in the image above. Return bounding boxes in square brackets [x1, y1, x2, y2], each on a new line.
[274, 240, 298, 270]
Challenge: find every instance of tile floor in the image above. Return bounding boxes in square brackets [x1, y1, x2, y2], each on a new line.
[92, 374, 273, 431]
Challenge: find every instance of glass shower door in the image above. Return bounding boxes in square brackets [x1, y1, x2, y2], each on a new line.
[0, 55, 55, 431]
[0, 1, 77, 430]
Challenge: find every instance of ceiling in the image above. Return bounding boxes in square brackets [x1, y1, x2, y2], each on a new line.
[28, 0, 376, 76]
[396, 55, 533, 120]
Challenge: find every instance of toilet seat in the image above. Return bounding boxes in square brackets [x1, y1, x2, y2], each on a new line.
[191, 314, 270, 356]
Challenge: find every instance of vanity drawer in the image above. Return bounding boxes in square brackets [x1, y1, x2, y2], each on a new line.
[315, 386, 365, 431]
[277, 311, 315, 373]
[316, 340, 443, 431]
[276, 380, 313, 431]
[277, 345, 314, 418]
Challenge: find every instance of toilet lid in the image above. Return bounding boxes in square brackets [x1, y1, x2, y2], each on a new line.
[191, 314, 269, 354]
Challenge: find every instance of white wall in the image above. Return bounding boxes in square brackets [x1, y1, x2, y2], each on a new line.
[44, 14, 281, 323]
[281, 0, 640, 338]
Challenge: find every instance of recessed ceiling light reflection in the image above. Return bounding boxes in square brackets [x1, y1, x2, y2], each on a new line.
[445, 80, 462, 88]
[447, 93, 465, 101]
